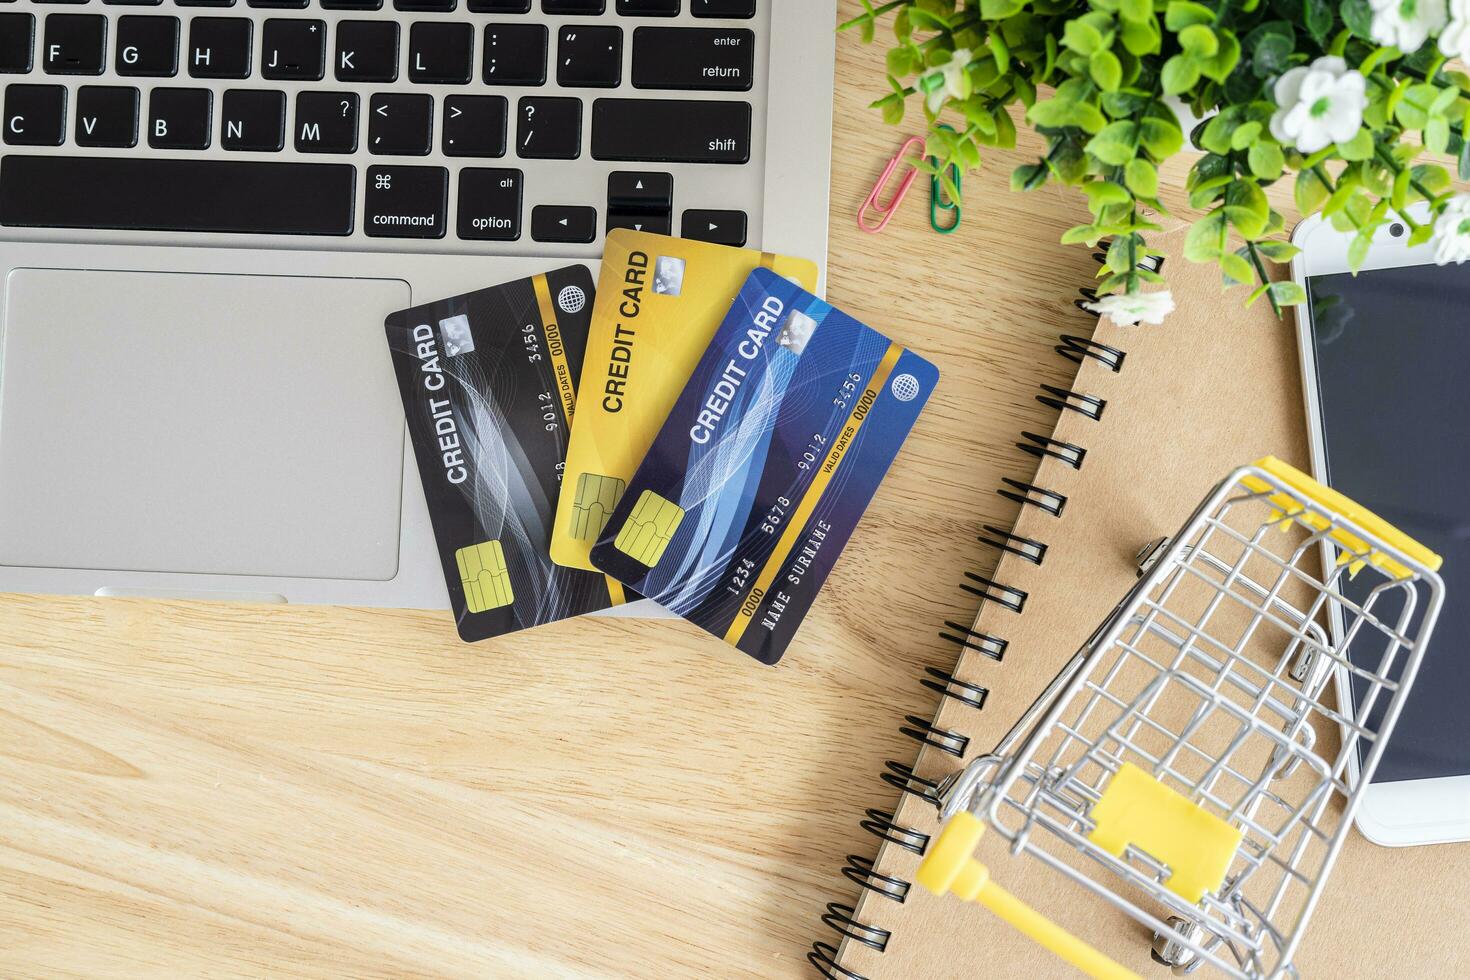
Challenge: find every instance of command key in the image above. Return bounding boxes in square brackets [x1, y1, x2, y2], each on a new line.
[365, 165, 448, 239]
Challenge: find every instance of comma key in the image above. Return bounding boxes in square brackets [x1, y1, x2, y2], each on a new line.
[457, 167, 521, 241]
[365, 164, 447, 239]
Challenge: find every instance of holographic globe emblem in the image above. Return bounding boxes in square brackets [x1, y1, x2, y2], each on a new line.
[891, 373, 921, 402]
[557, 285, 587, 314]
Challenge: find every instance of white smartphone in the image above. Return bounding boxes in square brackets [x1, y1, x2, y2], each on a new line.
[1291, 203, 1470, 846]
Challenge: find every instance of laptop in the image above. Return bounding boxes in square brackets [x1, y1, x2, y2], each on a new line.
[0, 0, 837, 608]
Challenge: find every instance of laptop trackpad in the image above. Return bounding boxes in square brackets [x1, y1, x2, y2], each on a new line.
[0, 268, 410, 580]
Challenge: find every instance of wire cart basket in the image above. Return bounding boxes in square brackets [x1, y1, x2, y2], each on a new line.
[919, 457, 1446, 980]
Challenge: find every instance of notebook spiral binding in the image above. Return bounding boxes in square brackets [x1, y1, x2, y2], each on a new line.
[807, 244, 1161, 979]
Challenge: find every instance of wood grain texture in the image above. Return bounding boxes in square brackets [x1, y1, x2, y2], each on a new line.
[0, 4, 1230, 977]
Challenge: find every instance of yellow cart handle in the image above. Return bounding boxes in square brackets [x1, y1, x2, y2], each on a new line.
[916, 812, 1142, 980]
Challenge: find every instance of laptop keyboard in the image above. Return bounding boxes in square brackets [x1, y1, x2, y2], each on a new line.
[0, 0, 762, 249]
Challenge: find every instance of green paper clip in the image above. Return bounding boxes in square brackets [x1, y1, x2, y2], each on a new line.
[929, 125, 962, 235]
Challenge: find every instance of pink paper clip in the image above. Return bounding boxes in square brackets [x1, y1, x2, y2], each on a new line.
[858, 136, 926, 234]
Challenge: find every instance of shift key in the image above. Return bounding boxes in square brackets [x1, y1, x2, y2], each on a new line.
[631, 28, 753, 91]
[591, 98, 749, 164]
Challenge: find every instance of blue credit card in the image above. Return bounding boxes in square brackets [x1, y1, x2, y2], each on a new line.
[589, 268, 939, 664]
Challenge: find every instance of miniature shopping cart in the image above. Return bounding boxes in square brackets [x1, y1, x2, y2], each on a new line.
[919, 457, 1446, 980]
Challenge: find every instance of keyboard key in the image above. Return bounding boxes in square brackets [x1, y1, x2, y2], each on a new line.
[148, 86, 210, 147]
[75, 84, 139, 146]
[116, 15, 179, 76]
[408, 21, 471, 83]
[516, 95, 579, 158]
[295, 90, 358, 152]
[176, 0, 236, 6]
[0, 13, 34, 73]
[483, 23, 545, 85]
[0, 155, 354, 234]
[606, 210, 669, 234]
[592, 98, 747, 163]
[607, 170, 671, 210]
[632, 26, 752, 91]
[321, 0, 381, 7]
[557, 24, 620, 88]
[457, 167, 520, 240]
[681, 208, 744, 245]
[691, 0, 753, 16]
[618, 0, 678, 13]
[443, 94, 505, 156]
[2, 84, 65, 144]
[395, 0, 455, 9]
[532, 204, 595, 243]
[468, 0, 529, 9]
[42, 13, 106, 74]
[249, 0, 309, 6]
[188, 16, 251, 77]
[368, 92, 432, 154]
[221, 87, 284, 150]
[365, 164, 446, 238]
[542, 0, 603, 11]
[105, 0, 166, 5]
[261, 18, 324, 80]
[335, 19, 397, 81]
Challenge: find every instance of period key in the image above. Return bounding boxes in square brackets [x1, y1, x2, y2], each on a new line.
[457, 167, 521, 240]
[365, 165, 447, 238]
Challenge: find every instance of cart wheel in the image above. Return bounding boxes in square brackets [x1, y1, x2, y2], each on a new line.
[1150, 917, 1202, 974]
[1134, 536, 1171, 578]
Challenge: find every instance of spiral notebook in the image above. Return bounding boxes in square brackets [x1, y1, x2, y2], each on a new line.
[808, 222, 1470, 978]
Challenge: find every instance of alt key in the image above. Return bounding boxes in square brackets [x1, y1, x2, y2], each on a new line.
[457, 167, 521, 240]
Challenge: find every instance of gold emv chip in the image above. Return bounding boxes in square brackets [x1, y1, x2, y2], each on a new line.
[456, 539, 515, 613]
[614, 491, 685, 568]
[570, 472, 625, 542]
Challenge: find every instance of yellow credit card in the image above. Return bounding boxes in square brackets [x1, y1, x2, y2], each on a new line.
[551, 230, 819, 571]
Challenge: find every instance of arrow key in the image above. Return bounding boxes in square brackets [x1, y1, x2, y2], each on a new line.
[531, 205, 596, 244]
[443, 94, 506, 157]
[681, 208, 746, 247]
[368, 92, 432, 155]
[606, 209, 671, 236]
[607, 170, 671, 211]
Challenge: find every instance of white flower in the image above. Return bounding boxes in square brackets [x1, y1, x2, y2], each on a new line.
[1439, 0, 1470, 59]
[921, 48, 973, 114]
[1370, 0, 1447, 51]
[1430, 194, 1470, 264]
[1083, 289, 1176, 326]
[1268, 57, 1368, 154]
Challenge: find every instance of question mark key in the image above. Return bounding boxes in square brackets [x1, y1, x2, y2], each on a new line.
[293, 91, 360, 154]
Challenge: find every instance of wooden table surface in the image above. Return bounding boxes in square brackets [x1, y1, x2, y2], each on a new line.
[0, 5, 1161, 976]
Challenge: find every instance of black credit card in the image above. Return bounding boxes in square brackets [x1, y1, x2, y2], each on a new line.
[384, 266, 626, 642]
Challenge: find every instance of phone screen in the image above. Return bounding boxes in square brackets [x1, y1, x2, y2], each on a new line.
[1306, 262, 1469, 782]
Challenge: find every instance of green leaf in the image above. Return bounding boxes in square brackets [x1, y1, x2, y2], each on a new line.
[1230, 121, 1262, 150]
[1060, 223, 1102, 244]
[989, 30, 1011, 74]
[1248, 142, 1285, 179]
[1083, 179, 1132, 213]
[1224, 180, 1269, 238]
[1391, 167, 1411, 209]
[1220, 250, 1254, 285]
[1409, 223, 1435, 245]
[1459, 112, 1470, 178]
[1086, 121, 1140, 165]
[981, 0, 1027, 17]
[1090, 49, 1123, 91]
[1124, 157, 1159, 196]
[1199, 31, 1241, 82]
[1246, 282, 1272, 306]
[1119, 0, 1151, 22]
[1121, 16, 1162, 54]
[1347, 233, 1372, 269]
[879, 94, 906, 126]
[1252, 33, 1293, 77]
[1304, 0, 1333, 44]
[1139, 114, 1184, 156]
[1161, 55, 1200, 94]
[1336, 129, 1374, 160]
[1395, 83, 1437, 129]
[1165, 0, 1215, 29]
[1184, 210, 1228, 261]
[1011, 161, 1050, 191]
[1254, 240, 1301, 261]
[1063, 18, 1104, 55]
[1427, 115, 1450, 154]
[1294, 168, 1331, 213]
[1340, 0, 1374, 39]
[1178, 24, 1218, 56]
[1268, 280, 1307, 305]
